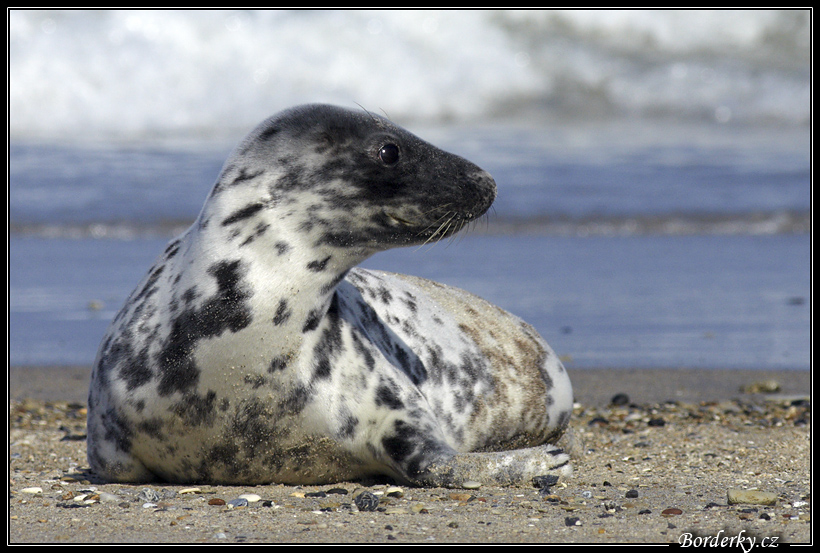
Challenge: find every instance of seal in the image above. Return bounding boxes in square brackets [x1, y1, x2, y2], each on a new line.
[86, 104, 574, 488]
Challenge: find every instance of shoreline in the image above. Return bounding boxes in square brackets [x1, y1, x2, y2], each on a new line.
[9, 365, 811, 407]
[9, 366, 811, 544]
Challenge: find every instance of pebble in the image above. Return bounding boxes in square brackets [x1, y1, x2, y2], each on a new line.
[727, 489, 778, 506]
[227, 498, 248, 508]
[532, 475, 559, 490]
[354, 491, 380, 512]
[610, 393, 630, 406]
[98, 492, 121, 503]
[20, 487, 43, 495]
[461, 481, 482, 490]
[137, 488, 161, 503]
[661, 508, 683, 516]
[239, 493, 262, 503]
[741, 380, 781, 394]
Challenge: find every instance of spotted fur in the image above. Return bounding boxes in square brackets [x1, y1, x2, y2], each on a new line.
[87, 104, 573, 487]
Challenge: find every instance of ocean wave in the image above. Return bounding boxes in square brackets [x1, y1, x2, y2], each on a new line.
[9, 9, 810, 142]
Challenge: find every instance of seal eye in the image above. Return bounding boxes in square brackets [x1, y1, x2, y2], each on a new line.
[378, 143, 400, 165]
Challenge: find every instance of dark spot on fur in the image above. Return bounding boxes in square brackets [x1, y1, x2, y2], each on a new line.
[320, 270, 349, 295]
[375, 383, 404, 410]
[268, 355, 289, 373]
[181, 287, 198, 305]
[164, 239, 181, 260]
[137, 418, 165, 439]
[133, 264, 165, 303]
[156, 260, 252, 397]
[230, 168, 265, 187]
[222, 202, 265, 226]
[311, 296, 343, 380]
[272, 299, 292, 326]
[171, 390, 218, 427]
[381, 420, 453, 481]
[240, 222, 270, 247]
[338, 413, 359, 439]
[244, 374, 267, 389]
[307, 255, 332, 272]
[302, 309, 322, 333]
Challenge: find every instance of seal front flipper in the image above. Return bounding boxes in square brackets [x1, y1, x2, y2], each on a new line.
[376, 415, 571, 489]
[413, 445, 572, 489]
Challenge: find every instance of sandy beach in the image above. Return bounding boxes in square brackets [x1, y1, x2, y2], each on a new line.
[9, 366, 811, 544]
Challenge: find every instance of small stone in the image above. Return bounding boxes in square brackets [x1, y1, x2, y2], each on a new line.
[565, 516, 581, 526]
[354, 491, 380, 512]
[138, 488, 160, 503]
[461, 481, 482, 490]
[208, 498, 226, 506]
[449, 493, 473, 502]
[610, 393, 630, 406]
[326, 487, 348, 495]
[227, 498, 248, 508]
[20, 487, 43, 495]
[661, 508, 683, 516]
[741, 380, 781, 394]
[179, 488, 201, 495]
[625, 489, 639, 499]
[385, 486, 404, 498]
[239, 493, 262, 503]
[727, 489, 777, 506]
[533, 475, 559, 490]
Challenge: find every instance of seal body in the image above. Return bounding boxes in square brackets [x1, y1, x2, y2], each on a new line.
[87, 104, 573, 487]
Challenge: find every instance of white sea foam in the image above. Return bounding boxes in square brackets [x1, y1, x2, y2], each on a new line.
[9, 9, 810, 141]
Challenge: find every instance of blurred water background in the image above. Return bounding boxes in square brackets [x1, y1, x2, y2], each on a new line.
[8, 9, 811, 370]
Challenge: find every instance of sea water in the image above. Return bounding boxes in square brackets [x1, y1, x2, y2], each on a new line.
[8, 10, 810, 370]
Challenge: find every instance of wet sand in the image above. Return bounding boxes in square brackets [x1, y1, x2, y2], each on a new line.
[8, 366, 811, 544]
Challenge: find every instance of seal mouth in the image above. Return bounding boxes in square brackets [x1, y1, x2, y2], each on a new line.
[386, 213, 416, 227]
[385, 208, 483, 246]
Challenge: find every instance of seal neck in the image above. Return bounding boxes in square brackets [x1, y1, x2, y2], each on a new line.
[188, 210, 368, 340]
